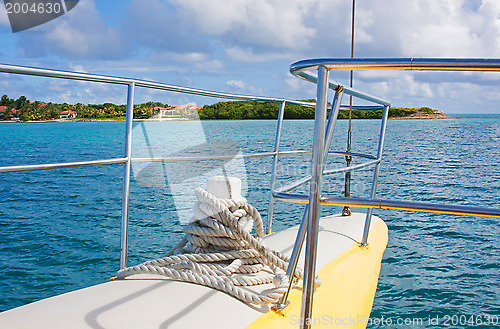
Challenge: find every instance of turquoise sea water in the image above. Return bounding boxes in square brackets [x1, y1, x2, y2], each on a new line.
[0, 117, 499, 327]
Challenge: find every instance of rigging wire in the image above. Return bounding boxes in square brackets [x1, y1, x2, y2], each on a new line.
[342, 0, 356, 216]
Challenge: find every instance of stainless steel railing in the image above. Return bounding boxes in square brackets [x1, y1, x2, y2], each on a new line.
[274, 63, 391, 320]
[290, 58, 500, 73]
[1, 60, 500, 326]
[289, 57, 500, 328]
[0, 63, 315, 105]
[1, 60, 499, 255]
[0, 63, 315, 269]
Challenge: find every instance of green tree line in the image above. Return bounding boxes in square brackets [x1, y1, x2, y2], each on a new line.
[0, 95, 165, 121]
[198, 100, 438, 120]
[0, 95, 438, 122]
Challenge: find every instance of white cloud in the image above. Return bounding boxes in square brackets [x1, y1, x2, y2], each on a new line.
[347, 71, 435, 105]
[193, 59, 224, 72]
[16, 0, 128, 59]
[227, 80, 246, 90]
[171, 0, 317, 50]
[226, 79, 263, 95]
[362, 0, 499, 57]
[148, 51, 224, 71]
[9, 0, 500, 63]
[394, 2, 483, 57]
[123, 0, 206, 52]
[3, 0, 500, 113]
[300, 0, 500, 59]
[225, 46, 292, 63]
[149, 52, 208, 63]
[84, 59, 188, 74]
[45, 79, 126, 104]
[68, 64, 88, 73]
[284, 75, 304, 92]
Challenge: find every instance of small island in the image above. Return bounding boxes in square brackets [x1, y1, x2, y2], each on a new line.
[0, 95, 453, 122]
[389, 107, 453, 119]
[199, 101, 454, 120]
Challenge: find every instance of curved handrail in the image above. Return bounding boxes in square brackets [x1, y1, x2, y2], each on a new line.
[289, 58, 500, 107]
[290, 58, 500, 74]
[289, 68, 390, 106]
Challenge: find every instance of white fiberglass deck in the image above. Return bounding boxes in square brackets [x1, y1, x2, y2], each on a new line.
[0, 213, 383, 329]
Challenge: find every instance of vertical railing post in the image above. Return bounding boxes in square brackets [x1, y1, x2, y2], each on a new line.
[120, 82, 135, 269]
[277, 89, 343, 308]
[267, 100, 286, 234]
[300, 65, 329, 329]
[361, 104, 389, 246]
[323, 89, 343, 156]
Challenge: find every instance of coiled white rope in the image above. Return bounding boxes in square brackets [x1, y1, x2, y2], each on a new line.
[117, 187, 311, 305]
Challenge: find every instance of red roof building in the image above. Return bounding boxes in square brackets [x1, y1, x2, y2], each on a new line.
[59, 110, 77, 119]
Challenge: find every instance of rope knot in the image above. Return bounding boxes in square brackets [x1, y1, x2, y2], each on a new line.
[117, 185, 314, 305]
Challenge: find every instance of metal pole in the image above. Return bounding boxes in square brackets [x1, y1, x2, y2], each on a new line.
[350, 0, 356, 64]
[300, 65, 329, 328]
[375, 105, 390, 160]
[324, 90, 343, 157]
[276, 205, 308, 309]
[343, 0, 356, 216]
[0, 157, 128, 173]
[120, 82, 135, 269]
[361, 104, 389, 246]
[267, 101, 287, 234]
[271, 192, 500, 218]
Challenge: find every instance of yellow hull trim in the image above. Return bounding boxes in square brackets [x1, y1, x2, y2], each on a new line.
[246, 219, 388, 329]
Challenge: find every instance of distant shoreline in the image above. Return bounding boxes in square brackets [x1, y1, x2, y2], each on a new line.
[1, 116, 458, 123]
[0, 119, 126, 123]
[0, 95, 458, 122]
[389, 109, 455, 120]
[0, 104, 458, 123]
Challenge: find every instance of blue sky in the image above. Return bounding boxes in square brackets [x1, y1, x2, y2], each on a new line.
[1, 0, 500, 113]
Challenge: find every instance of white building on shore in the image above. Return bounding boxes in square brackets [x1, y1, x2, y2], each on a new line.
[156, 104, 202, 119]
